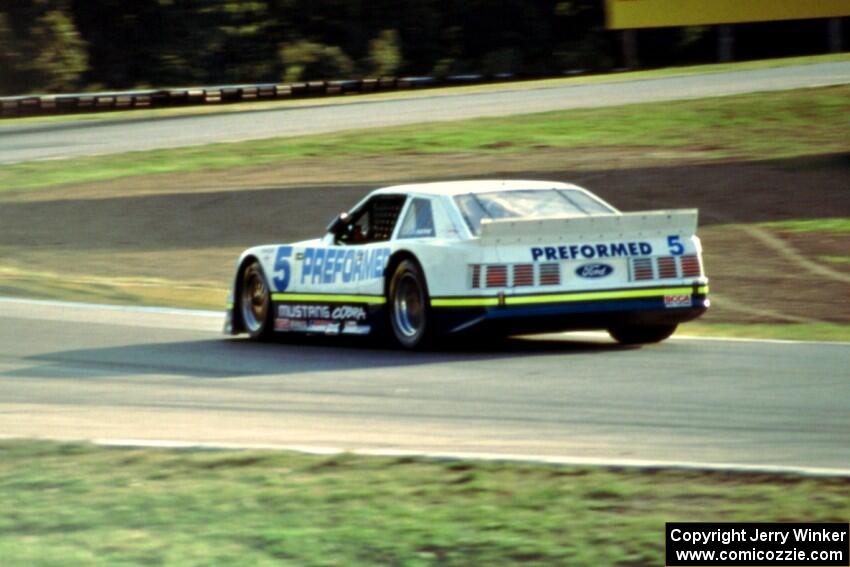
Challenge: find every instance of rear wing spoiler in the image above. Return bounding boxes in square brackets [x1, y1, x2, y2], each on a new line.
[478, 210, 699, 244]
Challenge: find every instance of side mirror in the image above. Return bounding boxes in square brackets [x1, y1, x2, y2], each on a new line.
[326, 212, 350, 236]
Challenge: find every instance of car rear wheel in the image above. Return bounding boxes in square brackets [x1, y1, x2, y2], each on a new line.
[240, 261, 273, 340]
[388, 260, 431, 349]
[608, 323, 677, 345]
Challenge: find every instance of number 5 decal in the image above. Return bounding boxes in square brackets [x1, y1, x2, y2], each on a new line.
[667, 235, 685, 256]
[273, 246, 293, 291]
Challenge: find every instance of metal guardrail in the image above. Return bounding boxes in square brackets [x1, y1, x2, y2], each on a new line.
[0, 72, 528, 118]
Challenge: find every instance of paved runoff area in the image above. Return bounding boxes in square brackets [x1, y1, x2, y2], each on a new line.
[1, 298, 848, 472]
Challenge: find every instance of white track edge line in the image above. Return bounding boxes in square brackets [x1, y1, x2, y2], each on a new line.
[2, 296, 848, 346]
[20, 436, 848, 478]
[672, 334, 849, 346]
[0, 296, 222, 318]
[3, 434, 848, 476]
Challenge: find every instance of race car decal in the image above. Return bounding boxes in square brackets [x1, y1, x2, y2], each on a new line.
[272, 246, 293, 291]
[319, 320, 341, 334]
[664, 294, 693, 308]
[531, 241, 653, 261]
[272, 246, 391, 291]
[278, 304, 367, 321]
[272, 301, 376, 336]
[575, 263, 614, 279]
[299, 247, 391, 285]
[341, 321, 372, 335]
[274, 318, 372, 335]
[431, 285, 708, 308]
[529, 235, 688, 262]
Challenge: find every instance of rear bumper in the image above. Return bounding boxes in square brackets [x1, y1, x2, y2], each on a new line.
[431, 284, 709, 335]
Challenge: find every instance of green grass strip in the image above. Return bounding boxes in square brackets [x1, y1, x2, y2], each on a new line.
[818, 255, 850, 265]
[1, 85, 848, 193]
[1, 440, 848, 567]
[760, 218, 850, 233]
[680, 322, 850, 342]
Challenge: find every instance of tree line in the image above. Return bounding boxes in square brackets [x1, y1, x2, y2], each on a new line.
[0, 0, 840, 95]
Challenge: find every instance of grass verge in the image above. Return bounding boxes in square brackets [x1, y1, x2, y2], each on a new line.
[5, 53, 849, 127]
[761, 218, 850, 233]
[0, 266, 226, 311]
[2, 85, 848, 193]
[819, 255, 850, 265]
[678, 322, 850, 342]
[1, 440, 848, 567]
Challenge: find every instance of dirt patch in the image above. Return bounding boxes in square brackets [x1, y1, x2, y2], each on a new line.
[0, 152, 847, 323]
[698, 226, 850, 323]
[775, 231, 850, 276]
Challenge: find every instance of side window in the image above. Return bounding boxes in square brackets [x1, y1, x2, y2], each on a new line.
[397, 198, 436, 239]
[336, 195, 406, 245]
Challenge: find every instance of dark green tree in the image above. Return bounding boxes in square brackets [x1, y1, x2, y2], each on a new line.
[367, 29, 402, 76]
[278, 39, 353, 81]
[0, 2, 88, 94]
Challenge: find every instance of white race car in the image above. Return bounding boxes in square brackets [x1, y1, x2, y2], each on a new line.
[225, 180, 708, 348]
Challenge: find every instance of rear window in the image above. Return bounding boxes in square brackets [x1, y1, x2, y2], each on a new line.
[454, 189, 616, 235]
[397, 198, 436, 239]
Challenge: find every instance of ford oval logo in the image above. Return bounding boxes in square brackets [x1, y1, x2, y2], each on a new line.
[575, 263, 614, 279]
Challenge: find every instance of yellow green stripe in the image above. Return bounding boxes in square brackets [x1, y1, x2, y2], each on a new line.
[271, 293, 386, 304]
[431, 297, 501, 307]
[431, 285, 709, 308]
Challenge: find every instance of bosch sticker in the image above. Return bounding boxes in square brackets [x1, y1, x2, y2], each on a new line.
[664, 294, 692, 308]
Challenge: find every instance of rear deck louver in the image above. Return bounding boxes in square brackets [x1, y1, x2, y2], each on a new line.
[471, 254, 702, 290]
[631, 257, 654, 281]
[513, 264, 534, 287]
[680, 254, 701, 277]
[657, 256, 678, 279]
[485, 265, 508, 288]
[539, 263, 560, 286]
[631, 255, 702, 282]
[470, 264, 481, 288]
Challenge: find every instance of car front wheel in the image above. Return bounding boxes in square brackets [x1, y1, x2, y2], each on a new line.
[240, 261, 273, 340]
[388, 259, 431, 349]
[608, 323, 677, 345]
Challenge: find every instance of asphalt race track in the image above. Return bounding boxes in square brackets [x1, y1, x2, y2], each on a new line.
[2, 61, 849, 164]
[1, 299, 848, 472]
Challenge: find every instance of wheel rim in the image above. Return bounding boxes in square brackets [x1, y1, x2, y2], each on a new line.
[241, 267, 269, 334]
[393, 273, 425, 339]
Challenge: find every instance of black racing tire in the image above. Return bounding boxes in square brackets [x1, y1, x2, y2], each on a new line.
[388, 259, 432, 350]
[608, 323, 677, 345]
[239, 261, 274, 340]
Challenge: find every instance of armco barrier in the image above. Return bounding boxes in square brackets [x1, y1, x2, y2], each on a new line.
[0, 72, 527, 118]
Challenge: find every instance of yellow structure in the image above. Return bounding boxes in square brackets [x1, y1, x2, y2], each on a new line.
[605, 0, 850, 29]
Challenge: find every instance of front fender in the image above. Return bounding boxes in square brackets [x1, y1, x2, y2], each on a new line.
[223, 245, 281, 335]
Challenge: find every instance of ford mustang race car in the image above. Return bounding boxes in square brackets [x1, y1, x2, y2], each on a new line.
[224, 180, 708, 348]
